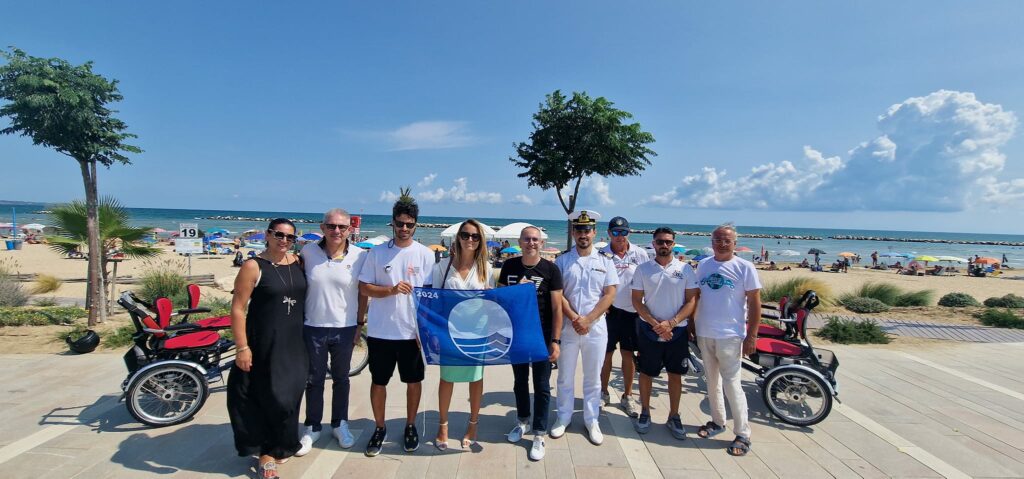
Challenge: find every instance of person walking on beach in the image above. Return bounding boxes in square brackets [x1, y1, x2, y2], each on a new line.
[871, 251, 878, 267]
[499, 225, 563, 461]
[631, 227, 697, 440]
[227, 218, 309, 479]
[296, 209, 367, 456]
[358, 192, 435, 456]
[691, 223, 762, 457]
[432, 219, 494, 451]
[551, 210, 619, 445]
[598, 216, 648, 417]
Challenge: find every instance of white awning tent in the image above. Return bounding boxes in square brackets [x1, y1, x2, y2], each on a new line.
[21, 223, 51, 233]
[439, 222, 498, 239]
[492, 222, 548, 241]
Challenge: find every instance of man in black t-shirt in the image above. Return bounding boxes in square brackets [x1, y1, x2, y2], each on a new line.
[497, 225, 563, 462]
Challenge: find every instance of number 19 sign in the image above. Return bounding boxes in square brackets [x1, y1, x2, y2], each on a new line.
[175, 223, 203, 255]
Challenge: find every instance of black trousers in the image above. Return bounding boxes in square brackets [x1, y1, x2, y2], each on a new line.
[512, 360, 552, 432]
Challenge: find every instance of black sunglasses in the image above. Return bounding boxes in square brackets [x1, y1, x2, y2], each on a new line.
[610, 230, 630, 237]
[394, 221, 416, 229]
[268, 230, 297, 242]
[654, 239, 674, 246]
[323, 223, 350, 231]
[458, 232, 482, 241]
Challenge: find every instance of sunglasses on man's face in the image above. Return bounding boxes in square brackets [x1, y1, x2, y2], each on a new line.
[323, 223, 350, 231]
[610, 230, 629, 237]
[458, 232, 481, 241]
[394, 221, 417, 230]
[654, 239, 674, 246]
[268, 230, 297, 242]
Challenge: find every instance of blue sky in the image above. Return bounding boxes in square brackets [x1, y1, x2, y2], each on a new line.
[2, 1, 1024, 233]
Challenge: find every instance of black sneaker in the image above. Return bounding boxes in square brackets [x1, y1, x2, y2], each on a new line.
[365, 427, 386, 457]
[404, 423, 420, 452]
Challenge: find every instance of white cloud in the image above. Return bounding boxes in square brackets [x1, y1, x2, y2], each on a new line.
[511, 194, 535, 205]
[417, 173, 437, 188]
[389, 121, 476, 151]
[643, 90, 1020, 212]
[381, 177, 502, 204]
[573, 176, 616, 208]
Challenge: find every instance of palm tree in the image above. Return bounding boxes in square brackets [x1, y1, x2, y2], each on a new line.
[47, 196, 159, 323]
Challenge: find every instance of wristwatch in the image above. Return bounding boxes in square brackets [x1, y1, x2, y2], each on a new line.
[551, 339, 562, 345]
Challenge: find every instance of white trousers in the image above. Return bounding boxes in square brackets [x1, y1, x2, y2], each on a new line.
[697, 336, 751, 438]
[556, 317, 608, 425]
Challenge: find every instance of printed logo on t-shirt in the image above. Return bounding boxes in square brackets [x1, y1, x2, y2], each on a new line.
[671, 270, 685, 279]
[384, 264, 393, 273]
[526, 275, 544, 291]
[700, 272, 735, 290]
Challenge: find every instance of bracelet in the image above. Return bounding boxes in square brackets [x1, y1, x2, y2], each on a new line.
[237, 346, 250, 353]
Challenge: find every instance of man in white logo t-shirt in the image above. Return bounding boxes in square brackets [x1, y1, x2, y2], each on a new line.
[688, 223, 761, 457]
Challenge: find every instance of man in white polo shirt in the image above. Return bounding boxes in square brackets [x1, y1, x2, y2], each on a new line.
[630, 227, 697, 440]
[297, 208, 367, 455]
[550, 209, 618, 446]
[689, 223, 761, 457]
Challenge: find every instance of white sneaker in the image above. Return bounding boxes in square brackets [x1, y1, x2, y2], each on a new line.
[529, 434, 546, 461]
[549, 418, 569, 438]
[334, 421, 355, 449]
[507, 420, 531, 443]
[296, 426, 320, 456]
[586, 421, 604, 445]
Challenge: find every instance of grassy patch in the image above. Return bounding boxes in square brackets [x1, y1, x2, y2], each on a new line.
[841, 281, 934, 307]
[815, 316, 891, 344]
[841, 297, 890, 314]
[30, 274, 63, 295]
[938, 292, 980, 307]
[138, 259, 189, 306]
[0, 307, 88, 327]
[102, 324, 138, 348]
[761, 276, 833, 306]
[33, 297, 59, 307]
[982, 294, 1024, 309]
[976, 309, 1024, 329]
[892, 289, 934, 307]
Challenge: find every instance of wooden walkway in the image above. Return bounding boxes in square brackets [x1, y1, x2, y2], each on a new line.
[808, 313, 1024, 343]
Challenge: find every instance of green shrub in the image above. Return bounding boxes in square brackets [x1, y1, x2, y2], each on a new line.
[983, 294, 1024, 309]
[0, 307, 88, 327]
[33, 297, 59, 307]
[842, 297, 890, 314]
[0, 277, 28, 307]
[138, 259, 189, 307]
[893, 289, 934, 307]
[761, 276, 833, 306]
[199, 297, 232, 319]
[103, 325, 137, 348]
[30, 274, 63, 294]
[938, 292, 980, 307]
[976, 309, 1024, 329]
[815, 316, 891, 344]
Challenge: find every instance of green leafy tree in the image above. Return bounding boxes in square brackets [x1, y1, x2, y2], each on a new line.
[48, 197, 160, 317]
[0, 48, 141, 326]
[510, 90, 656, 248]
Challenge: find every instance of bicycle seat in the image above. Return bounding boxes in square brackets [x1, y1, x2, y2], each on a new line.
[755, 338, 802, 356]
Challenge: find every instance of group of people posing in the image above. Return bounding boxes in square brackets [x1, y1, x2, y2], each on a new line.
[226, 193, 762, 479]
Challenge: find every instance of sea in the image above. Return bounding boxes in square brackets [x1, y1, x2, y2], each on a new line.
[4, 203, 1024, 263]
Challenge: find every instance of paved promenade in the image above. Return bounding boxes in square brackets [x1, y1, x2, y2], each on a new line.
[2, 340, 1024, 478]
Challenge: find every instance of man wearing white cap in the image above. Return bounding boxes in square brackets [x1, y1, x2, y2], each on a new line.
[550, 210, 619, 445]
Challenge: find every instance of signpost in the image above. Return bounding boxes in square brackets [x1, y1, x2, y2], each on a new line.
[175, 223, 202, 276]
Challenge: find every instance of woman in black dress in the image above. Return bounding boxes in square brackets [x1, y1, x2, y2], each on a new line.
[228, 218, 309, 479]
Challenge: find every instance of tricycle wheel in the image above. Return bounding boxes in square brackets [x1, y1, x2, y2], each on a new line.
[761, 367, 832, 426]
[126, 364, 208, 427]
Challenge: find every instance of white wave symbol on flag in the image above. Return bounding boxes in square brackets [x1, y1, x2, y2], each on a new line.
[447, 298, 514, 362]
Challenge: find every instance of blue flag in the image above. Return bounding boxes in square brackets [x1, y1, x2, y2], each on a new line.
[414, 283, 549, 366]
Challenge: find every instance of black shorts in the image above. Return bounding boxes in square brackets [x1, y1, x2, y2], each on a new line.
[367, 337, 425, 386]
[636, 331, 690, 377]
[606, 306, 639, 353]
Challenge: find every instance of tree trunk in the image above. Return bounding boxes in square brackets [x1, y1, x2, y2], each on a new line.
[79, 160, 105, 327]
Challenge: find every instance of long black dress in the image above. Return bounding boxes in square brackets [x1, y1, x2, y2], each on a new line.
[227, 256, 309, 458]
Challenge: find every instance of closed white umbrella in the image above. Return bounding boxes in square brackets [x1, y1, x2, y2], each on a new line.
[493, 222, 548, 241]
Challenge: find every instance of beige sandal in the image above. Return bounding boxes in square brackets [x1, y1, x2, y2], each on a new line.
[462, 419, 478, 449]
[435, 421, 449, 451]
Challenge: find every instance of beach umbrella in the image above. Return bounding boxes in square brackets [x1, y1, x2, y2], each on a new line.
[935, 255, 967, 263]
[594, 241, 608, 249]
[21, 223, 47, 231]
[735, 246, 753, 252]
[542, 246, 560, 253]
[692, 254, 710, 261]
[439, 222, 498, 239]
[492, 222, 547, 241]
[209, 237, 235, 245]
[428, 244, 447, 252]
[914, 255, 939, 263]
[975, 257, 1000, 264]
[500, 246, 522, 254]
[207, 227, 230, 235]
[776, 249, 800, 256]
[684, 249, 702, 255]
[152, 227, 167, 234]
[672, 245, 686, 253]
[248, 233, 265, 241]
[301, 233, 322, 241]
[807, 248, 826, 255]
[355, 241, 374, 249]
[486, 240, 501, 248]
[838, 252, 856, 257]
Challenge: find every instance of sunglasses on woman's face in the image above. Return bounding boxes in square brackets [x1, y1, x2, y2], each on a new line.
[458, 232, 481, 241]
[394, 221, 416, 230]
[268, 230, 297, 242]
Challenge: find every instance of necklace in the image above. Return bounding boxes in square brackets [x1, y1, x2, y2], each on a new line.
[265, 254, 296, 315]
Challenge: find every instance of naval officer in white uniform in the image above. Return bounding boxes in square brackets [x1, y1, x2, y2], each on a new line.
[550, 210, 619, 445]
